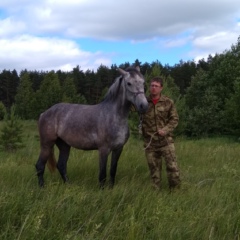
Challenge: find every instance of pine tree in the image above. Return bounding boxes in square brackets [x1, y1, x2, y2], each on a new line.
[15, 72, 35, 119]
[0, 105, 24, 152]
[62, 76, 86, 104]
[0, 69, 20, 109]
[33, 71, 62, 118]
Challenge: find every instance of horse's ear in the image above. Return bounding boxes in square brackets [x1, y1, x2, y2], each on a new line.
[118, 68, 128, 76]
[135, 66, 140, 72]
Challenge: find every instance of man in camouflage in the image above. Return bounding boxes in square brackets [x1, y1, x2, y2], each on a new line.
[141, 77, 180, 190]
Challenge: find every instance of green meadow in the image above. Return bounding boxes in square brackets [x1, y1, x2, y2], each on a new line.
[0, 121, 240, 240]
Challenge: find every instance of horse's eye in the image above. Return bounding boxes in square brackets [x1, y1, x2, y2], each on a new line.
[127, 82, 132, 86]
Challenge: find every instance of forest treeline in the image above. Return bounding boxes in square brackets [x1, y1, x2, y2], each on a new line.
[0, 36, 240, 138]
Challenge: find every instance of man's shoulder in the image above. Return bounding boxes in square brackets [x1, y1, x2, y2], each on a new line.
[161, 95, 174, 103]
[146, 96, 151, 100]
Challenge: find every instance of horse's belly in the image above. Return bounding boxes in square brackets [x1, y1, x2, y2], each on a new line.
[60, 133, 98, 150]
[59, 127, 129, 150]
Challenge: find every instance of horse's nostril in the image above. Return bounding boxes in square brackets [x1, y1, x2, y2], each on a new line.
[139, 103, 148, 113]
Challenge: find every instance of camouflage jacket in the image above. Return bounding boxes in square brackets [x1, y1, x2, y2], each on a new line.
[141, 95, 179, 148]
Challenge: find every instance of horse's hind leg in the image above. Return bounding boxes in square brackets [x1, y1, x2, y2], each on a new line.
[110, 147, 123, 188]
[56, 138, 71, 183]
[36, 146, 54, 187]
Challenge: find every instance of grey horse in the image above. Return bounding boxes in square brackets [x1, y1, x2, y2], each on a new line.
[35, 66, 148, 188]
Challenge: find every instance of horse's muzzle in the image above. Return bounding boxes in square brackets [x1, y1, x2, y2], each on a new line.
[137, 102, 148, 114]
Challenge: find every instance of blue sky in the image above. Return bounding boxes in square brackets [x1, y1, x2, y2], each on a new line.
[79, 37, 192, 66]
[0, 0, 239, 73]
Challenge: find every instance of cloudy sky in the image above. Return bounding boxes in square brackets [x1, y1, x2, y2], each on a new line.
[0, 0, 239, 73]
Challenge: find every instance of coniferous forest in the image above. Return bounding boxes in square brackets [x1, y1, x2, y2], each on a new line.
[0, 36, 240, 138]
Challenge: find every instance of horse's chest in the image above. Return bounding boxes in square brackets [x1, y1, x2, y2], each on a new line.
[111, 128, 129, 146]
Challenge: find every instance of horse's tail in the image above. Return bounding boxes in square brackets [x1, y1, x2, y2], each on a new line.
[46, 148, 57, 173]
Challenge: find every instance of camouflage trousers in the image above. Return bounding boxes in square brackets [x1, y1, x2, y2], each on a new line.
[145, 143, 180, 190]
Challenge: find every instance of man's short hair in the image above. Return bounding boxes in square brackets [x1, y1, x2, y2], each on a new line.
[150, 77, 163, 87]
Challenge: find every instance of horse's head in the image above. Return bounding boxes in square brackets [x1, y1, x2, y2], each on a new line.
[118, 66, 148, 113]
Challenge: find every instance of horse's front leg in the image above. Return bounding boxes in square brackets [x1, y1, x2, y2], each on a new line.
[110, 147, 123, 188]
[99, 148, 110, 189]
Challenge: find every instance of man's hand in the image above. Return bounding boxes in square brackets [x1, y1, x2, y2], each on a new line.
[158, 129, 166, 136]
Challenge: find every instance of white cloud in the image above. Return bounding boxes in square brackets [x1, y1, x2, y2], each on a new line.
[2, 0, 240, 40]
[0, 17, 26, 37]
[0, 35, 112, 72]
[164, 37, 192, 48]
[191, 23, 240, 62]
[30, 0, 240, 40]
[0, 0, 240, 71]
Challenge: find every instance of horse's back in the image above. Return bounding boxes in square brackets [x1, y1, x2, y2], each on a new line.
[39, 102, 92, 124]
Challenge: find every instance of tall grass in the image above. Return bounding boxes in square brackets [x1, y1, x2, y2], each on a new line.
[0, 121, 239, 240]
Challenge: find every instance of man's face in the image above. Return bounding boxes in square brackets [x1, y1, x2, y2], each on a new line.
[149, 81, 163, 97]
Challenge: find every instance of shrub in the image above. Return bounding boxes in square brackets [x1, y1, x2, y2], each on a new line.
[0, 105, 24, 152]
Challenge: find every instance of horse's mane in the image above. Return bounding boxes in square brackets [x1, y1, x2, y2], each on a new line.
[103, 76, 123, 103]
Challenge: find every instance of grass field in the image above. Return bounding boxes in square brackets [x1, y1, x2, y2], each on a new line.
[0, 121, 240, 240]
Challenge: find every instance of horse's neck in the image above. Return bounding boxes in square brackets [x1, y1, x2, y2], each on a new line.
[101, 99, 130, 118]
[115, 101, 131, 113]
[102, 81, 131, 118]
[115, 91, 131, 116]
[118, 101, 131, 118]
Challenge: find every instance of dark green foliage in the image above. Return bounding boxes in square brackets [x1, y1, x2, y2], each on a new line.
[174, 96, 187, 136]
[15, 72, 35, 119]
[72, 65, 86, 97]
[224, 77, 240, 136]
[170, 60, 197, 94]
[21, 70, 45, 92]
[93, 65, 111, 103]
[185, 69, 225, 137]
[32, 71, 62, 119]
[185, 88, 223, 137]
[83, 69, 97, 104]
[185, 69, 209, 110]
[0, 105, 24, 152]
[62, 76, 87, 104]
[140, 61, 151, 75]
[0, 69, 19, 109]
[118, 61, 131, 69]
[0, 101, 6, 120]
[184, 37, 240, 137]
[128, 111, 142, 138]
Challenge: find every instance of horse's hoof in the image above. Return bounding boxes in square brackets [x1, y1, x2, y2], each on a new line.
[63, 176, 69, 183]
